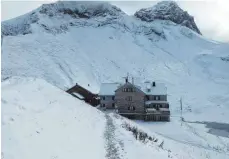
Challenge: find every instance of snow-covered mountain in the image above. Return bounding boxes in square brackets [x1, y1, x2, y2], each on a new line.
[2, 1, 229, 159]
[134, 1, 201, 34]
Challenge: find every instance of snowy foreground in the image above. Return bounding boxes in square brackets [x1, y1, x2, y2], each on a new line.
[2, 77, 178, 159]
[2, 77, 229, 159]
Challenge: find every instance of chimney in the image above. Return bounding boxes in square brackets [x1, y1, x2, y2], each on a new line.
[132, 77, 134, 85]
[125, 77, 128, 83]
[152, 81, 156, 87]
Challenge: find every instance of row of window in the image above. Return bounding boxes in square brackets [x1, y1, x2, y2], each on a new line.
[128, 106, 135, 111]
[123, 88, 135, 92]
[102, 96, 115, 100]
[126, 96, 132, 101]
[146, 96, 161, 100]
[147, 104, 169, 109]
[101, 104, 136, 110]
[102, 96, 133, 101]
[102, 96, 162, 101]
[102, 103, 115, 107]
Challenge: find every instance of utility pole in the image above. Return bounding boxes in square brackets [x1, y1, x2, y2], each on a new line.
[1, 35, 3, 48]
[180, 97, 183, 126]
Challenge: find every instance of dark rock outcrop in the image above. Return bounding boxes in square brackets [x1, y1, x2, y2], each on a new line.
[134, 1, 201, 34]
[39, 1, 124, 18]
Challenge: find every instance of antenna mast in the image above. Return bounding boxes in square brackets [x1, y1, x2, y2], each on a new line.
[122, 73, 129, 83]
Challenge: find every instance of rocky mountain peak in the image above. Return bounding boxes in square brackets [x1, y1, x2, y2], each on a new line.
[39, 1, 125, 18]
[134, 1, 201, 34]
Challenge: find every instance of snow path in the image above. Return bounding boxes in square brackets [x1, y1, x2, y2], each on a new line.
[104, 114, 123, 159]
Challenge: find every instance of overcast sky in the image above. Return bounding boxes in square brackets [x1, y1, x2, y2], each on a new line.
[1, 0, 229, 43]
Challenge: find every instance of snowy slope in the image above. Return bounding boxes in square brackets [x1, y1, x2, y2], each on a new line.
[2, 77, 177, 159]
[2, 1, 229, 159]
[1, 77, 106, 159]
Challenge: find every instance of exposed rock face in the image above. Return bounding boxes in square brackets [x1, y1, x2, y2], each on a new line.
[1, 12, 39, 36]
[1, 1, 201, 38]
[134, 1, 201, 34]
[39, 1, 124, 18]
[1, 1, 125, 37]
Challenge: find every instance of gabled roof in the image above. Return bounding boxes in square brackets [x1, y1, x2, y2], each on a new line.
[99, 83, 121, 96]
[115, 82, 144, 94]
[99, 81, 167, 96]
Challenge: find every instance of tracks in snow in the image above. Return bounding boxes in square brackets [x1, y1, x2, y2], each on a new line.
[104, 114, 124, 159]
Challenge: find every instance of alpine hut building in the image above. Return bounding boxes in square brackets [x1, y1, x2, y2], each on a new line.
[99, 77, 170, 121]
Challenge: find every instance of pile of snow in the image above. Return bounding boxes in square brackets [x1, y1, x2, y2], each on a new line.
[134, 1, 201, 34]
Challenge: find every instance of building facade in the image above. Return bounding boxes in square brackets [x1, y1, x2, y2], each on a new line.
[99, 79, 170, 121]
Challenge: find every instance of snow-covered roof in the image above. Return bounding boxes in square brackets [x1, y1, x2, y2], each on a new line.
[99, 83, 121, 96]
[145, 100, 168, 105]
[72, 92, 84, 99]
[142, 82, 167, 95]
[99, 81, 167, 96]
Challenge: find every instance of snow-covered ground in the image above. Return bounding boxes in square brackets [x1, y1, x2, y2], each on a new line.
[2, 77, 177, 159]
[2, 1, 229, 159]
[1, 77, 106, 159]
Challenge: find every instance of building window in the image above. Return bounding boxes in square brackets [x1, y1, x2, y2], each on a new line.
[103, 104, 105, 107]
[112, 96, 115, 100]
[155, 96, 160, 100]
[128, 106, 135, 111]
[123, 87, 135, 92]
[126, 96, 132, 101]
[112, 103, 115, 108]
[103, 96, 105, 100]
[149, 104, 153, 108]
